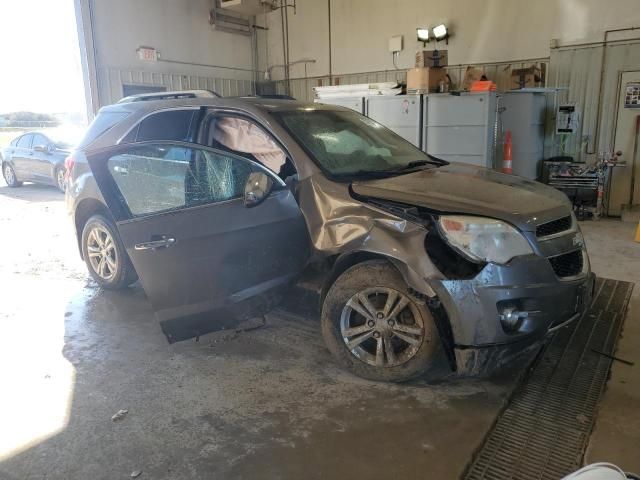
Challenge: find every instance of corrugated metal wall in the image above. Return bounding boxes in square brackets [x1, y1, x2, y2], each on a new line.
[99, 40, 640, 168]
[545, 39, 640, 162]
[276, 41, 640, 165]
[274, 58, 550, 102]
[98, 68, 257, 106]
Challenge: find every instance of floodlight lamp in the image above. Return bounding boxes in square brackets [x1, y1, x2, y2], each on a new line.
[433, 24, 448, 40]
[416, 28, 429, 43]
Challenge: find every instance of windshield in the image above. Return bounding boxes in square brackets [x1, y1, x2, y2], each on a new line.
[274, 109, 440, 178]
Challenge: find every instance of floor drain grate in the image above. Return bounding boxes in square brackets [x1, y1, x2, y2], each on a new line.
[464, 278, 634, 480]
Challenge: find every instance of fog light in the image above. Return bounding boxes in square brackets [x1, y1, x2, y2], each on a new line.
[499, 307, 525, 333]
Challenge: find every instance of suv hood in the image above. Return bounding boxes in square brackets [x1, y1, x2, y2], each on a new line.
[351, 163, 572, 232]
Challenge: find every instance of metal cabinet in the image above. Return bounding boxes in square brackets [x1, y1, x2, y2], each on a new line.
[501, 91, 547, 180]
[366, 95, 424, 148]
[426, 92, 497, 168]
[313, 96, 365, 114]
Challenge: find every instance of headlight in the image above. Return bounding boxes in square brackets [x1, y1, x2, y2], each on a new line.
[438, 215, 533, 264]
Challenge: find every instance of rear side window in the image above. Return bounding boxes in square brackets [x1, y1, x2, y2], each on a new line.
[17, 135, 32, 148]
[78, 111, 130, 149]
[135, 110, 196, 143]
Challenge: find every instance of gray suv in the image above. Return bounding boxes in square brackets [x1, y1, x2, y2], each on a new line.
[66, 91, 595, 382]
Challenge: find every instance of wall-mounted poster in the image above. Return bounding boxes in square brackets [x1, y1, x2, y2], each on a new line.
[624, 82, 640, 108]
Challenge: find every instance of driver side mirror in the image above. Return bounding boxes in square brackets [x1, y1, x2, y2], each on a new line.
[244, 171, 274, 208]
[34, 144, 53, 154]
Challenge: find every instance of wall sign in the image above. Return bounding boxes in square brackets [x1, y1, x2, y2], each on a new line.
[137, 46, 158, 62]
[624, 82, 640, 108]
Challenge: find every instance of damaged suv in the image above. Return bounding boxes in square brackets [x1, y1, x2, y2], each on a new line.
[66, 91, 595, 382]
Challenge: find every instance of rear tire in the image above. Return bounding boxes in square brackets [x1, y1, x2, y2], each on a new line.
[321, 260, 438, 382]
[3, 163, 22, 187]
[81, 214, 138, 289]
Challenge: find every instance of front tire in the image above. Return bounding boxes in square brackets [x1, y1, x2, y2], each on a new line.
[3, 163, 22, 187]
[81, 215, 138, 289]
[321, 260, 438, 382]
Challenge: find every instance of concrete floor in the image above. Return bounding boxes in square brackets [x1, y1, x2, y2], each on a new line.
[0, 182, 638, 479]
[581, 220, 640, 472]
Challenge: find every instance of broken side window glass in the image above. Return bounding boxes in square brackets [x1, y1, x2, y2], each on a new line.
[107, 144, 261, 217]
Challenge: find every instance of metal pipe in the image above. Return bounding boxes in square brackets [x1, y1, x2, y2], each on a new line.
[268, 59, 316, 74]
[250, 19, 258, 91]
[328, 0, 332, 84]
[279, 0, 288, 94]
[284, 0, 291, 93]
[157, 58, 263, 74]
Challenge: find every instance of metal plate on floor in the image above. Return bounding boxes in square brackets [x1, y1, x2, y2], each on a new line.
[464, 278, 634, 480]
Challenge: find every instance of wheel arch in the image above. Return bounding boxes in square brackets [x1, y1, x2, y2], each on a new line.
[74, 198, 113, 259]
[321, 250, 458, 373]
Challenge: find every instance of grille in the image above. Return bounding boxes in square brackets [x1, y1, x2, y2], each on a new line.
[549, 249, 584, 278]
[536, 215, 572, 237]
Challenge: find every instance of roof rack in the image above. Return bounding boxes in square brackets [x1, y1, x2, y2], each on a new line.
[117, 89, 220, 104]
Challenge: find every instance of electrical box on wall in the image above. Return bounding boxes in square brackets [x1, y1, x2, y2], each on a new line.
[388, 35, 403, 53]
[556, 103, 580, 134]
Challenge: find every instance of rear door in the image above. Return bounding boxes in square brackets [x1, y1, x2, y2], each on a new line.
[88, 141, 310, 321]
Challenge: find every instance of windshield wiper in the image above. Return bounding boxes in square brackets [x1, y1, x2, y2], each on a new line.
[396, 157, 448, 170]
[334, 156, 449, 180]
[395, 160, 432, 171]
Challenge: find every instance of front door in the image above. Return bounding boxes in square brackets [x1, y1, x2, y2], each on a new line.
[89, 141, 310, 321]
[609, 71, 640, 216]
[30, 133, 54, 181]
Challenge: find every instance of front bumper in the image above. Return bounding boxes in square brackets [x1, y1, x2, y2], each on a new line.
[429, 251, 595, 375]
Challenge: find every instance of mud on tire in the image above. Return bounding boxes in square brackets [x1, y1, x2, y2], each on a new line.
[321, 259, 438, 382]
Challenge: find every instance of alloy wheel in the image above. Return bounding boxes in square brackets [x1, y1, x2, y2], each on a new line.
[4, 165, 15, 185]
[340, 287, 425, 367]
[56, 168, 66, 191]
[86, 226, 118, 282]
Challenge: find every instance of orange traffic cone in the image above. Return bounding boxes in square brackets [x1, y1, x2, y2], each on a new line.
[635, 221, 640, 243]
[502, 131, 513, 174]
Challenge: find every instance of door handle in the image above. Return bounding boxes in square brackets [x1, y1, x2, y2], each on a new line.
[134, 236, 176, 251]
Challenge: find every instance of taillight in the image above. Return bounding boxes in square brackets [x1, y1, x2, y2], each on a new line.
[64, 155, 75, 179]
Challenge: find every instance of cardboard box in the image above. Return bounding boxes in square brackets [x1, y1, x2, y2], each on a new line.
[407, 67, 448, 92]
[511, 66, 542, 89]
[415, 49, 448, 68]
[462, 67, 484, 90]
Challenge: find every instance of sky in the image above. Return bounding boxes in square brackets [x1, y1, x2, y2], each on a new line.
[0, 0, 86, 120]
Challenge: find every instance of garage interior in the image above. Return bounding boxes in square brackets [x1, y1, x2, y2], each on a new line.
[1, 0, 640, 479]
